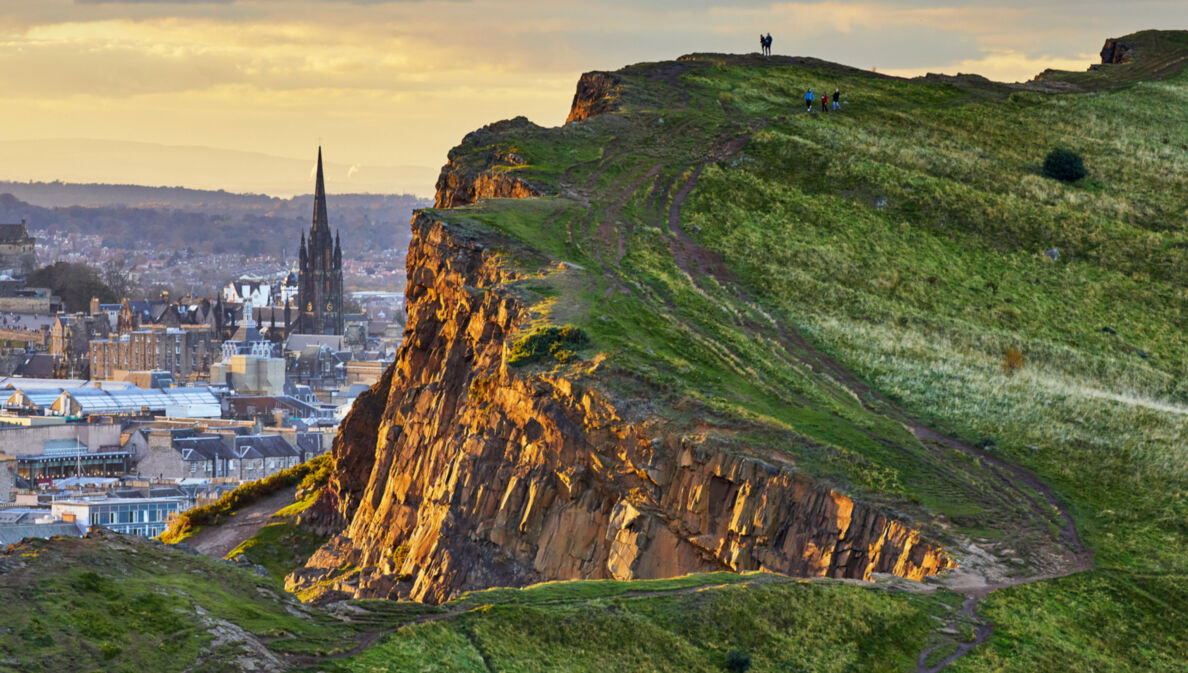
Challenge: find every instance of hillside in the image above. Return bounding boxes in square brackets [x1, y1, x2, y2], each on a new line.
[1, 31, 1187, 673]
[2, 530, 990, 673]
[292, 29, 1188, 669]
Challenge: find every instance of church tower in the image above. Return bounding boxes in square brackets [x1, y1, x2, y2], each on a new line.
[297, 148, 345, 335]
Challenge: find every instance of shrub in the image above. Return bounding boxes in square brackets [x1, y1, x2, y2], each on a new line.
[507, 324, 590, 366]
[1002, 348, 1024, 375]
[725, 648, 752, 673]
[1042, 148, 1088, 182]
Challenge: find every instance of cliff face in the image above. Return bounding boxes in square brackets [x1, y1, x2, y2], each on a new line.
[565, 72, 622, 123]
[1100, 38, 1136, 65]
[291, 196, 953, 605]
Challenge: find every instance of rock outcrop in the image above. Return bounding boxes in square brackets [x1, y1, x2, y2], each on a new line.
[1100, 37, 1136, 65]
[566, 72, 623, 123]
[291, 189, 954, 604]
[434, 117, 545, 209]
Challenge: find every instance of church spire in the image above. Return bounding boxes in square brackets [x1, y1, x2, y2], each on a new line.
[311, 146, 329, 237]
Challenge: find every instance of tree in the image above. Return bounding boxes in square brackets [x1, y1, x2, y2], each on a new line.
[1042, 148, 1088, 183]
[102, 256, 136, 300]
[27, 262, 116, 313]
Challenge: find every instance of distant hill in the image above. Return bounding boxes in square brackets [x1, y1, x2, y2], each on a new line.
[0, 185, 431, 255]
[0, 138, 437, 198]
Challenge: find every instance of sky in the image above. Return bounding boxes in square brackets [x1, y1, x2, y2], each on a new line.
[0, 0, 1181, 197]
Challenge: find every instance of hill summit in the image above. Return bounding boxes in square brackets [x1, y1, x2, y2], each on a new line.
[292, 26, 1186, 634]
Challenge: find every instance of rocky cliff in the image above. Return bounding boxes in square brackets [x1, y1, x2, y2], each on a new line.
[433, 117, 544, 209]
[565, 72, 622, 123]
[291, 62, 960, 605]
[292, 214, 952, 605]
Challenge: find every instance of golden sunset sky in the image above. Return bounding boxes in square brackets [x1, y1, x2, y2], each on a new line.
[0, 1, 1180, 196]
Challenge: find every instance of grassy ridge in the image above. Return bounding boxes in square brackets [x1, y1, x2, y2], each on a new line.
[326, 575, 959, 673]
[418, 36, 1187, 670]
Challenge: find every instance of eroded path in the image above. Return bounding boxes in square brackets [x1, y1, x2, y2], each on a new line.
[185, 488, 296, 558]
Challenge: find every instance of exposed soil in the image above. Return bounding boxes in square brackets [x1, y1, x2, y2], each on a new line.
[185, 488, 297, 559]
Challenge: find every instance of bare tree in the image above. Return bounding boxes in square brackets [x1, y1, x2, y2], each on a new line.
[102, 256, 136, 300]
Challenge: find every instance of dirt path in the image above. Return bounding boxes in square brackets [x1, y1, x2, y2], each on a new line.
[185, 488, 296, 558]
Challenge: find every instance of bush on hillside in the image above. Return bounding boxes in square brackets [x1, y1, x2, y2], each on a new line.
[1042, 148, 1088, 182]
[159, 453, 332, 544]
[724, 649, 752, 673]
[507, 324, 590, 366]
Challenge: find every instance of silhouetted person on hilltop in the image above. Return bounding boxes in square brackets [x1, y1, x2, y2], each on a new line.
[833, 88, 841, 110]
[759, 34, 766, 55]
[804, 89, 814, 112]
[765, 33, 773, 55]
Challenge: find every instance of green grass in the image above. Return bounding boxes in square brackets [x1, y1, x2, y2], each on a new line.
[323, 576, 957, 673]
[0, 534, 353, 673]
[951, 571, 1188, 673]
[225, 520, 328, 585]
[408, 34, 1188, 670]
[161, 453, 332, 544]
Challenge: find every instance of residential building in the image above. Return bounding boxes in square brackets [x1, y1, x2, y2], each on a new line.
[48, 312, 111, 378]
[0, 220, 37, 276]
[0, 508, 86, 545]
[131, 428, 301, 481]
[89, 325, 216, 383]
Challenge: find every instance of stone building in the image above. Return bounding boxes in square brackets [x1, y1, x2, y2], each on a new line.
[296, 148, 345, 336]
[48, 313, 111, 379]
[89, 326, 216, 383]
[0, 221, 36, 276]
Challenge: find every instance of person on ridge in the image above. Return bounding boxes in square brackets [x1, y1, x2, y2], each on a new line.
[766, 33, 773, 55]
[759, 34, 765, 54]
[804, 89, 814, 112]
[821, 91, 829, 112]
[833, 88, 841, 110]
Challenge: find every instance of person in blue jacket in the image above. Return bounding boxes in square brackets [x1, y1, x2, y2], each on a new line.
[804, 89, 815, 112]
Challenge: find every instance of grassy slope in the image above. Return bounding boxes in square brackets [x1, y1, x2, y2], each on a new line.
[416, 33, 1188, 671]
[0, 533, 357, 673]
[324, 574, 961, 673]
[0, 533, 968, 673]
[223, 490, 328, 585]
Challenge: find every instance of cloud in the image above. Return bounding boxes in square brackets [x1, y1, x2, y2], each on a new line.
[0, 0, 1180, 194]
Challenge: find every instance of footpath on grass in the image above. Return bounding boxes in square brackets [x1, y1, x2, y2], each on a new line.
[182, 487, 299, 558]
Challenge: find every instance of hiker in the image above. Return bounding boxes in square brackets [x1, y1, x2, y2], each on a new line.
[833, 88, 841, 110]
[759, 34, 765, 54]
[821, 92, 828, 112]
[765, 33, 773, 55]
[804, 89, 814, 112]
